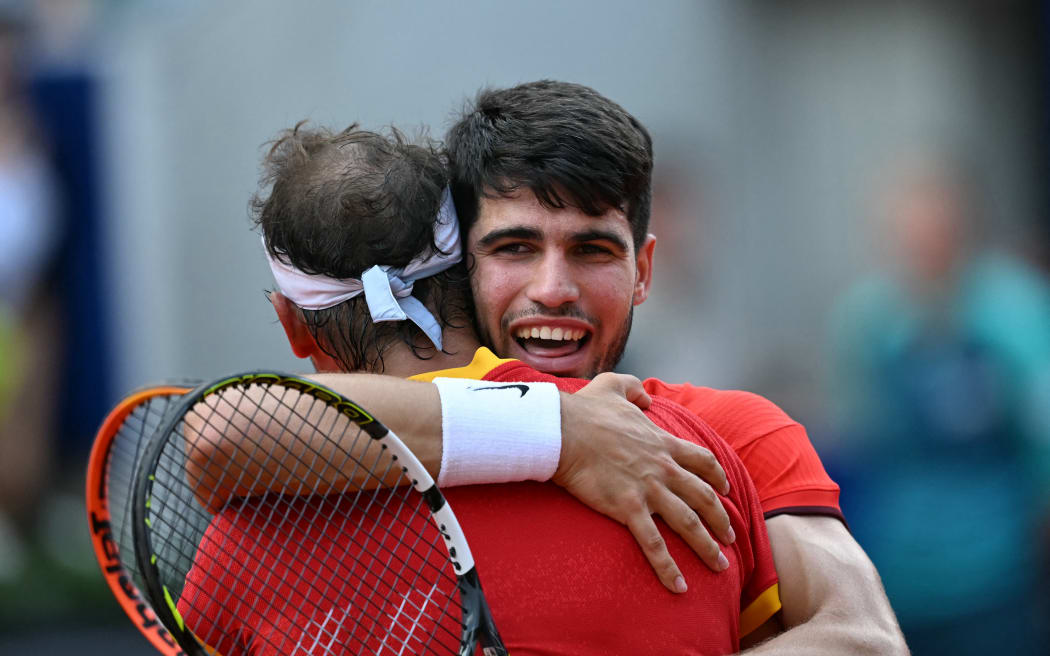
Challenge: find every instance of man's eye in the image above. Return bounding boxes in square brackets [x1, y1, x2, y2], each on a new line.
[577, 244, 613, 256]
[495, 243, 531, 254]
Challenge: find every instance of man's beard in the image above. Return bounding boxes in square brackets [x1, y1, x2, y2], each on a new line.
[584, 305, 633, 379]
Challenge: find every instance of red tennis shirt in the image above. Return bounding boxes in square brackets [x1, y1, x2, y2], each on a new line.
[178, 351, 780, 655]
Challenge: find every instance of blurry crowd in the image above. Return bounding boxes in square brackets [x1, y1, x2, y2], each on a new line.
[0, 0, 113, 637]
[632, 149, 1050, 654]
[0, 6, 62, 587]
[826, 155, 1050, 652]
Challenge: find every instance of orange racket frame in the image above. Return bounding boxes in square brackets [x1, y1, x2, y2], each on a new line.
[86, 385, 194, 656]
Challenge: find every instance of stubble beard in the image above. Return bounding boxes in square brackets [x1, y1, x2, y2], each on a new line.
[585, 305, 633, 379]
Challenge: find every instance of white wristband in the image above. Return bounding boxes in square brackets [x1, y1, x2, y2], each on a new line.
[433, 377, 562, 487]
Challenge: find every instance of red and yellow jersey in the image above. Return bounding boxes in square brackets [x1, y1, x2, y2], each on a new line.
[179, 348, 781, 654]
[415, 349, 781, 652]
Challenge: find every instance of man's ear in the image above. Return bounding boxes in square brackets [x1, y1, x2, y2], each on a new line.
[633, 233, 657, 306]
[271, 291, 321, 359]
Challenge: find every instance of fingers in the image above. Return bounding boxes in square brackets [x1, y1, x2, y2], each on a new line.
[651, 482, 734, 575]
[609, 372, 652, 410]
[586, 372, 652, 410]
[662, 443, 734, 544]
[626, 513, 689, 594]
[673, 473, 735, 545]
[670, 440, 730, 496]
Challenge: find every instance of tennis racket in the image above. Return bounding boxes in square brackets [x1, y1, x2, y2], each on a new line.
[85, 381, 200, 656]
[131, 371, 507, 656]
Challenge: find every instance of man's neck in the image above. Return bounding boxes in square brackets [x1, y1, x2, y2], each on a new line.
[377, 326, 483, 379]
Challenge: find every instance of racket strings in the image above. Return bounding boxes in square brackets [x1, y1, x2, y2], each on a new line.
[185, 383, 373, 508]
[150, 432, 453, 650]
[189, 476, 461, 655]
[185, 385, 464, 577]
[145, 383, 466, 655]
[238, 389, 464, 651]
[180, 385, 461, 577]
[106, 396, 182, 588]
[217, 442, 458, 652]
[161, 400, 458, 613]
[180, 463, 463, 653]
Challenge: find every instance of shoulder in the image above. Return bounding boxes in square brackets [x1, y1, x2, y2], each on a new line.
[644, 378, 842, 519]
[642, 379, 798, 445]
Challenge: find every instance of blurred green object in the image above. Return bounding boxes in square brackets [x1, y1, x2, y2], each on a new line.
[0, 511, 128, 632]
[0, 302, 19, 419]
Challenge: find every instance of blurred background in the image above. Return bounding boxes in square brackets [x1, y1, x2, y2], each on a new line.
[0, 0, 1047, 653]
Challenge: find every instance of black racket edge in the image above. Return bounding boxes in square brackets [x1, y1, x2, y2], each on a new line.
[131, 370, 508, 656]
[85, 379, 204, 656]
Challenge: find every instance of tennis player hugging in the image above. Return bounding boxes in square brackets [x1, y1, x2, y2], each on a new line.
[181, 80, 905, 655]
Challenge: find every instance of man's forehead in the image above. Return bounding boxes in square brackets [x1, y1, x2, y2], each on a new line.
[471, 189, 631, 240]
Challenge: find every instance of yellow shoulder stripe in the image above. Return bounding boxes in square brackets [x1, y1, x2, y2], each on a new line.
[740, 583, 781, 637]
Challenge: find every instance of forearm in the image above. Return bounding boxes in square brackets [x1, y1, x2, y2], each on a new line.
[742, 610, 903, 655]
[183, 369, 738, 589]
[186, 374, 567, 507]
[185, 374, 444, 511]
[740, 515, 908, 655]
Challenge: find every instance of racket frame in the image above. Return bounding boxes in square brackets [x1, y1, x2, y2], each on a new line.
[86, 384, 196, 656]
[131, 371, 507, 656]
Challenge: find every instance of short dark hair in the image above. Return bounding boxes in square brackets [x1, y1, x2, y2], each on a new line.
[252, 121, 472, 372]
[445, 80, 653, 248]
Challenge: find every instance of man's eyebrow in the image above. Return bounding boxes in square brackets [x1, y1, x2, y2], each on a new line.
[570, 229, 630, 252]
[475, 226, 543, 248]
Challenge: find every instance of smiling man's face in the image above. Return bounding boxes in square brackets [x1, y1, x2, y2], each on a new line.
[466, 189, 655, 379]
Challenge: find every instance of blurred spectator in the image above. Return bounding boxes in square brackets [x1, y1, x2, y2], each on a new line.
[828, 155, 1050, 654]
[619, 145, 730, 383]
[27, 0, 111, 469]
[0, 7, 61, 582]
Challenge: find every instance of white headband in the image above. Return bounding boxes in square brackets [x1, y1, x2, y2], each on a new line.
[263, 187, 461, 350]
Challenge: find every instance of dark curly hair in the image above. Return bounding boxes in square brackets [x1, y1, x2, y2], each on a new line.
[445, 80, 654, 249]
[252, 121, 473, 373]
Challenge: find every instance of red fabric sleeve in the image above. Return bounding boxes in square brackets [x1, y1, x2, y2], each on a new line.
[642, 379, 842, 521]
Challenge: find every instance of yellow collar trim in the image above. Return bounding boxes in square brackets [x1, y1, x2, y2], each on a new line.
[408, 347, 516, 382]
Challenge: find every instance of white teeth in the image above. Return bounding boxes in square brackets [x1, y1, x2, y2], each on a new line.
[515, 326, 586, 342]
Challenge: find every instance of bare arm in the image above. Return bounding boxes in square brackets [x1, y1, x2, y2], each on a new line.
[183, 374, 442, 511]
[739, 515, 908, 655]
[183, 371, 735, 592]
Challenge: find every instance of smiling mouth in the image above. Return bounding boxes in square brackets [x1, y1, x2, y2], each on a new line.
[513, 326, 590, 357]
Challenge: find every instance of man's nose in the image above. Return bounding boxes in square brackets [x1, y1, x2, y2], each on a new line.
[525, 252, 580, 308]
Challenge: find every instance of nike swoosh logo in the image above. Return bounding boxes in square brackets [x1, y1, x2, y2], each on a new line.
[471, 384, 530, 397]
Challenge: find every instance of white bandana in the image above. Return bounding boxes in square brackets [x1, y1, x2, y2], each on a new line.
[263, 188, 461, 350]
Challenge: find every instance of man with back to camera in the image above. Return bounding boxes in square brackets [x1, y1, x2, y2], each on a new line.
[181, 122, 781, 654]
[196, 81, 907, 653]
